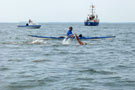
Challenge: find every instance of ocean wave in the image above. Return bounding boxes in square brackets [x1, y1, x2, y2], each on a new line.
[79, 68, 115, 75]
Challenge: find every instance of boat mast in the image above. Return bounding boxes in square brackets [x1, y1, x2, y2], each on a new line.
[91, 4, 94, 16]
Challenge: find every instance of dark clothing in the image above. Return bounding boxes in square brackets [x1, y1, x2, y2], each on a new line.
[79, 34, 82, 37]
[26, 23, 29, 26]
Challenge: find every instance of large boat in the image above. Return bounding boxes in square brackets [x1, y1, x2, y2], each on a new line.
[84, 4, 99, 26]
[17, 19, 41, 29]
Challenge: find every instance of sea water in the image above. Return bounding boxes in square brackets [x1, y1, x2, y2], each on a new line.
[0, 23, 135, 90]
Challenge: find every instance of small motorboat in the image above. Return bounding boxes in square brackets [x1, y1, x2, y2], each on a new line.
[17, 19, 41, 29]
[17, 25, 41, 29]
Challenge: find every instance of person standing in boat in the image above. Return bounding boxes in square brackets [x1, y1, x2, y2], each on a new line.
[26, 19, 33, 26]
[28, 19, 33, 25]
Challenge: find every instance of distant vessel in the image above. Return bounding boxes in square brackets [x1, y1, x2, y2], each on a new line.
[17, 19, 41, 29]
[84, 4, 99, 26]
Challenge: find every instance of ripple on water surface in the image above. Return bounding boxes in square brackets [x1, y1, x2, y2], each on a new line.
[0, 23, 135, 90]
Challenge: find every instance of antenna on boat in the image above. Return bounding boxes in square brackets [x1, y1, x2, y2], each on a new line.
[91, 4, 94, 16]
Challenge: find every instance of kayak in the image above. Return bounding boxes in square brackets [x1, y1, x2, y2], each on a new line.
[28, 35, 116, 40]
[17, 25, 41, 29]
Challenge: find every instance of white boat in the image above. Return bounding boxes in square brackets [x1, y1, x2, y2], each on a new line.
[17, 19, 41, 29]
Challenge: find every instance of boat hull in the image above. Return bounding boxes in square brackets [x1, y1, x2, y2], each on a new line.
[84, 21, 99, 26]
[29, 35, 115, 40]
[17, 25, 41, 29]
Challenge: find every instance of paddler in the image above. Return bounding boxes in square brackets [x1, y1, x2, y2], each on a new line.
[67, 27, 88, 45]
[67, 27, 74, 38]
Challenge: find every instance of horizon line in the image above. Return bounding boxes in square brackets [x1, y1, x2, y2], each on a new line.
[0, 21, 135, 23]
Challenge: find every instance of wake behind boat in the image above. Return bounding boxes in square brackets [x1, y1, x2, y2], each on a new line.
[17, 19, 41, 29]
[28, 35, 115, 40]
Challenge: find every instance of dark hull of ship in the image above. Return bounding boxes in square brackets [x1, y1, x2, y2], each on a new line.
[84, 21, 99, 26]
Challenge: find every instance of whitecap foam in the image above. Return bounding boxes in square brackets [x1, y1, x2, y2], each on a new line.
[62, 37, 72, 45]
[31, 39, 47, 44]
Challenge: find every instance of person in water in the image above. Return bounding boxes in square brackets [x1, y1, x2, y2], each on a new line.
[67, 27, 74, 37]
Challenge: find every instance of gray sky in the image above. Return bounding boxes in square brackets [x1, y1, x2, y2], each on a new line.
[0, 0, 135, 22]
